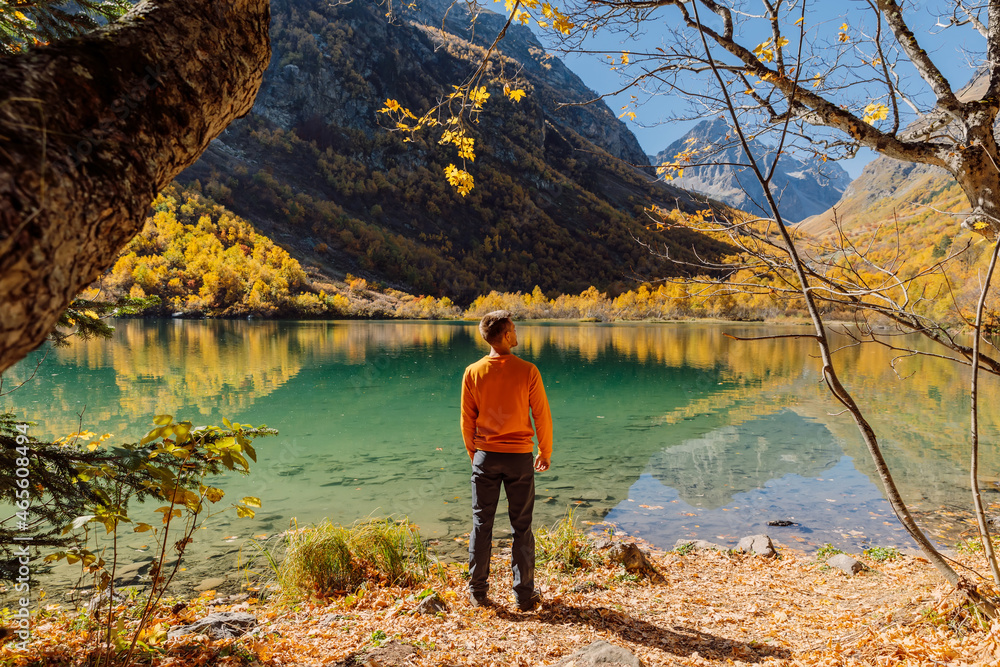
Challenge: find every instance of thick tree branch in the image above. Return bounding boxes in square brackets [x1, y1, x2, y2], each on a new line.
[0, 0, 270, 373]
[652, 0, 945, 167]
[988, 0, 1000, 98]
[876, 0, 962, 115]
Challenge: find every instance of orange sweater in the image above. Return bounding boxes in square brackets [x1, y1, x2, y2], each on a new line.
[461, 354, 552, 461]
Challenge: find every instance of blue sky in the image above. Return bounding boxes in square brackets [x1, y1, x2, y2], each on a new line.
[528, 1, 982, 178]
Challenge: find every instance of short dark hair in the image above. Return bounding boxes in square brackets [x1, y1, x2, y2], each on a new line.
[479, 310, 513, 345]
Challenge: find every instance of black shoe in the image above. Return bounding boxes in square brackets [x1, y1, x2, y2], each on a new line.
[517, 591, 542, 612]
[468, 591, 493, 607]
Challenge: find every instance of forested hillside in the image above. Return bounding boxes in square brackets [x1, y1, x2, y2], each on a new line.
[176, 0, 731, 304]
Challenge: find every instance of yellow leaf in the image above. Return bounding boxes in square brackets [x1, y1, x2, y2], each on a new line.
[795, 17, 804, 26]
[507, 89, 526, 102]
[862, 102, 888, 124]
[444, 164, 475, 196]
[241, 496, 262, 508]
[378, 99, 401, 114]
[469, 86, 491, 108]
[553, 14, 574, 34]
[621, 51, 630, 64]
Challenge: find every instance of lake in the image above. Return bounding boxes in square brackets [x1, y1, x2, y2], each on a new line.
[2, 319, 998, 593]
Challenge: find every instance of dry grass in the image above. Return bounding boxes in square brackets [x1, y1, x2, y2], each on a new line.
[277, 518, 430, 599]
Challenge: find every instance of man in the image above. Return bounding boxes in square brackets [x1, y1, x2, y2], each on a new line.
[461, 309, 552, 611]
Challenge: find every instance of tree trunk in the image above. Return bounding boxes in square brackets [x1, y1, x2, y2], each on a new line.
[951, 146, 1000, 240]
[0, 0, 270, 373]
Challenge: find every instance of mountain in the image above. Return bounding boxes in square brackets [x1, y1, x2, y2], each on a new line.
[177, 0, 730, 304]
[651, 118, 851, 224]
[797, 69, 988, 238]
[795, 158, 962, 238]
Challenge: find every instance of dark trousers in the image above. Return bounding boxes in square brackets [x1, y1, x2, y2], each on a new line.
[469, 450, 535, 602]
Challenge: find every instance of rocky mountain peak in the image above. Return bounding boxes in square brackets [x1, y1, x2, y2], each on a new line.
[652, 118, 851, 224]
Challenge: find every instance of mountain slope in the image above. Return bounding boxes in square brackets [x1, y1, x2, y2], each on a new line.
[652, 118, 851, 224]
[178, 0, 730, 304]
[796, 157, 965, 238]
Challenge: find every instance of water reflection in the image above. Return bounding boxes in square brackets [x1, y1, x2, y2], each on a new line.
[1, 320, 997, 569]
[645, 410, 842, 509]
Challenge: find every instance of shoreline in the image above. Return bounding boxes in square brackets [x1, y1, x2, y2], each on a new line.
[4, 513, 969, 610]
[7, 529, 997, 666]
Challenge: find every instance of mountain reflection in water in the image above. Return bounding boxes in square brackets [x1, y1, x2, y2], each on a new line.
[2, 320, 998, 582]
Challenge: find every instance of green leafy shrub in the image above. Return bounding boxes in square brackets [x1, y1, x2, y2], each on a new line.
[278, 517, 429, 599]
[863, 545, 901, 562]
[815, 543, 845, 560]
[536, 509, 601, 572]
[674, 542, 696, 556]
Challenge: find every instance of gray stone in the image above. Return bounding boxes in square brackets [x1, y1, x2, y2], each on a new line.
[415, 592, 447, 615]
[330, 640, 418, 666]
[589, 536, 614, 550]
[551, 640, 645, 666]
[736, 534, 777, 558]
[570, 581, 605, 594]
[673, 539, 724, 552]
[168, 611, 257, 639]
[87, 590, 129, 615]
[827, 553, 866, 575]
[195, 577, 226, 592]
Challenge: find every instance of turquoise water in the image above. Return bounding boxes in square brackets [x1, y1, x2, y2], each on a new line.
[3, 319, 998, 584]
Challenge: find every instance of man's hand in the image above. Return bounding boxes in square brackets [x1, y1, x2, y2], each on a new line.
[534, 455, 550, 472]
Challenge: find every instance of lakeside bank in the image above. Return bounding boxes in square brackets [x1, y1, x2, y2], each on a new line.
[6, 529, 999, 666]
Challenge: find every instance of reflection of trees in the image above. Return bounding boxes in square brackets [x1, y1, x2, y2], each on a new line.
[646, 410, 842, 509]
[6, 321, 998, 513]
[517, 323, 816, 371]
[4, 321, 469, 438]
[643, 326, 1000, 512]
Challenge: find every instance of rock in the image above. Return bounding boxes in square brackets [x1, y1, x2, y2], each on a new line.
[736, 534, 777, 558]
[570, 581, 605, 594]
[551, 640, 645, 666]
[208, 593, 249, 607]
[168, 611, 257, 640]
[673, 539, 724, 552]
[195, 577, 226, 592]
[415, 592, 447, 615]
[87, 590, 129, 615]
[607, 543, 666, 583]
[766, 520, 798, 527]
[590, 536, 614, 550]
[827, 554, 866, 575]
[330, 640, 419, 666]
[112, 556, 154, 583]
